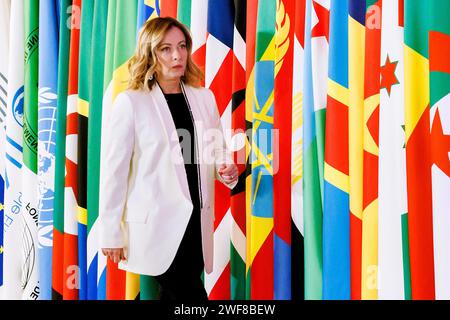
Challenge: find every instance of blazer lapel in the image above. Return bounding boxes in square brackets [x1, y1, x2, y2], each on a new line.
[149, 84, 192, 203]
[182, 83, 210, 205]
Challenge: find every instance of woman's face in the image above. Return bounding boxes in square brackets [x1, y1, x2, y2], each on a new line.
[155, 27, 188, 82]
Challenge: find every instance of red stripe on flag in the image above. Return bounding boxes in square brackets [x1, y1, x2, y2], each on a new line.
[251, 231, 274, 299]
[366, 105, 380, 149]
[192, 44, 206, 86]
[362, 151, 379, 208]
[63, 233, 79, 299]
[160, 0, 178, 18]
[274, 0, 295, 244]
[430, 109, 450, 177]
[208, 263, 231, 300]
[106, 261, 126, 300]
[325, 96, 349, 175]
[350, 213, 362, 300]
[295, 0, 306, 47]
[52, 228, 64, 297]
[429, 31, 450, 74]
[214, 182, 230, 231]
[66, 112, 78, 135]
[232, 55, 246, 93]
[246, 0, 258, 82]
[398, 0, 404, 27]
[406, 108, 435, 300]
[209, 51, 234, 115]
[65, 159, 78, 200]
[67, 0, 81, 95]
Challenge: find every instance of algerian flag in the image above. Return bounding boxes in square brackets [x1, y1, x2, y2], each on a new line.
[378, 0, 410, 300]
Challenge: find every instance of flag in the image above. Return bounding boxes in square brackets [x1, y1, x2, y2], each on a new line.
[204, 0, 234, 300]
[248, 0, 276, 300]
[244, 0, 258, 301]
[273, 0, 295, 300]
[230, 0, 247, 301]
[2, 0, 24, 300]
[100, 0, 125, 300]
[0, 0, 11, 294]
[77, 0, 94, 300]
[38, 0, 60, 300]
[101, 0, 140, 300]
[361, 0, 382, 300]
[160, 0, 177, 17]
[303, 0, 329, 300]
[378, 0, 410, 300]
[64, 0, 82, 300]
[190, 0, 208, 82]
[136, 0, 159, 34]
[115, 0, 139, 301]
[348, 0, 366, 300]
[86, 0, 109, 301]
[22, 0, 40, 300]
[404, 0, 436, 300]
[53, 0, 72, 300]
[323, 0, 350, 300]
[428, 1, 450, 300]
[291, 0, 306, 301]
[177, 0, 191, 28]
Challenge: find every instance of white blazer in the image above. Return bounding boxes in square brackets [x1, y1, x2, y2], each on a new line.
[98, 83, 237, 276]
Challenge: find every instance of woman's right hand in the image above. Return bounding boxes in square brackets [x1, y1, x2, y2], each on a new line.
[101, 248, 126, 264]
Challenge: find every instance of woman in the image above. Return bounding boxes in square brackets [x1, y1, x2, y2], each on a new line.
[99, 17, 238, 300]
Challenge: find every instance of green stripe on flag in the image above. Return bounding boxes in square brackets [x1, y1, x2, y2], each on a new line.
[401, 213, 412, 300]
[177, 0, 191, 29]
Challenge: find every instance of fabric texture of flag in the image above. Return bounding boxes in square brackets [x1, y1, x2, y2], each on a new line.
[404, 0, 436, 300]
[291, 0, 305, 301]
[0, 0, 449, 302]
[64, 0, 82, 300]
[0, 0, 11, 295]
[22, 0, 40, 300]
[273, 0, 295, 300]
[2, 0, 24, 300]
[177, 0, 191, 28]
[230, 0, 247, 301]
[428, 1, 450, 300]
[86, 0, 109, 301]
[303, 0, 329, 300]
[244, 0, 258, 301]
[37, 0, 60, 300]
[52, 0, 72, 300]
[204, 0, 234, 300]
[323, 0, 350, 300]
[76, 0, 94, 300]
[378, 0, 410, 300]
[348, 0, 366, 300]
[361, 0, 382, 300]
[248, 0, 276, 300]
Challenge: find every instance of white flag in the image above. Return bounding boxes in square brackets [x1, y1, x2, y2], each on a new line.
[2, 0, 25, 300]
[378, 0, 409, 300]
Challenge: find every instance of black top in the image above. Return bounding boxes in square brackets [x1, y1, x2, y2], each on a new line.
[158, 92, 205, 279]
[163, 92, 201, 211]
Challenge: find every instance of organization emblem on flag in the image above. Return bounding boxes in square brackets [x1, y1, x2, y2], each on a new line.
[12, 86, 24, 127]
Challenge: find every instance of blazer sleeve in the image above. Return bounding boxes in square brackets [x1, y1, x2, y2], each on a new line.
[98, 92, 135, 248]
[207, 89, 238, 190]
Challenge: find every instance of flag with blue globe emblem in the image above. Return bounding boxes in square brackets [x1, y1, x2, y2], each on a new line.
[37, 0, 60, 300]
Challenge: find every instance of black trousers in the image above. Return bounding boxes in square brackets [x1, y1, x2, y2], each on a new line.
[154, 208, 208, 301]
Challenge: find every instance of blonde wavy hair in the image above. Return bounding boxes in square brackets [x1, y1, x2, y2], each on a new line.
[128, 17, 203, 91]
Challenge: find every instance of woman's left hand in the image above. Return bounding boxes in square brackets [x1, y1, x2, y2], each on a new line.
[218, 163, 239, 185]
